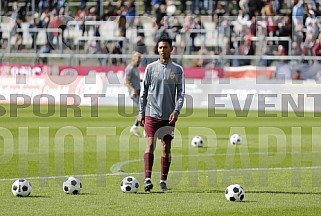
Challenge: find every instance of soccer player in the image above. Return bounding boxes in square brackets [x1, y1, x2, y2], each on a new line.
[124, 51, 143, 137]
[138, 36, 185, 192]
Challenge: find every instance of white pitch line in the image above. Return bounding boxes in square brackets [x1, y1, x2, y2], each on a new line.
[1, 152, 320, 182]
[110, 151, 321, 174]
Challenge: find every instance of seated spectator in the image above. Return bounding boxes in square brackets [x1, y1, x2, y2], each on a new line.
[80, 0, 87, 10]
[239, 33, 255, 65]
[117, 15, 126, 48]
[292, 70, 302, 80]
[125, 0, 136, 25]
[56, 0, 67, 11]
[38, 0, 49, 14]
[10, 19, 23, 50]
[192, 45, 211, 67]
[166, 0, 176, 16]
[111, 42, 123, 65]
[189, 16, 206, 52]
[0, 25, 2, 48]
[134, 18, 145, 38]
[292, 0, 304, 27]
[37, 42, 52, 64]
[28, 15, 41, 49]
[133, 36, 148, 65]
[39, 7, 50, 28]
[103, 0, 116, 20]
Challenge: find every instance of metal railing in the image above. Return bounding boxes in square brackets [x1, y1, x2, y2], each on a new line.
[0, 51, 319, 67]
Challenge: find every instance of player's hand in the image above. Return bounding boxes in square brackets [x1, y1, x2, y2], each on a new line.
[131, 90, 138, 99]
[138, 114, 145, 127]
[169, 111, 178, 125]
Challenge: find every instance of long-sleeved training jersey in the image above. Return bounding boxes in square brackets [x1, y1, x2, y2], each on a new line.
[139, 59, 185, 120]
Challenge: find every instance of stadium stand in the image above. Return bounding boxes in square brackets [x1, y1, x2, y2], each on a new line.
[1, 0, 321, 79]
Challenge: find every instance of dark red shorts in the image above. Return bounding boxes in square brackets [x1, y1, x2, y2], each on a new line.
[144, 116, 175, 140]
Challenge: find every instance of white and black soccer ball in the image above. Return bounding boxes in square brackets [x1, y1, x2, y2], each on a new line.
[63, 176, 82, 194]
[230, 134, 242, 145]
[225, 184, 245, 202]
[12, 179, 32, 197]
[120, 176, 139, 193]
[191, 136, 204, 147]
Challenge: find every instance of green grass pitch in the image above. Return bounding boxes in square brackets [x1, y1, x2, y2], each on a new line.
[0, 105, 321, 215]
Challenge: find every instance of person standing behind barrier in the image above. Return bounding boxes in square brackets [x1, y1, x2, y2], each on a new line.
[124, 52, 143, 137]
[138, 36, 185, 192]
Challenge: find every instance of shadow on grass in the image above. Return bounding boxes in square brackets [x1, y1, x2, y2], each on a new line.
[28, 195, 51, 198]
[247, 190, 321, 195]
[164, 189, 321, 196]
[74, 192, 97, 196]
[135, 191, 169, 195]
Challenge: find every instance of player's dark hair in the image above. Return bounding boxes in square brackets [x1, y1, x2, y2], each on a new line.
[157, 35, 173, 48]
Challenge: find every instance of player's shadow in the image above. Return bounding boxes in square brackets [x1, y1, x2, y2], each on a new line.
[136, 191, 170, 194]
[28, 195, 51, 198]
[247, 190, 321, 195]
[166, 189, 222, 194]
[76, 192, 97, 196]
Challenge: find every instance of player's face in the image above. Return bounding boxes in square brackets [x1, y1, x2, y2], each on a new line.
[133, 55, 141, 67]
[158, 41, 173, 62]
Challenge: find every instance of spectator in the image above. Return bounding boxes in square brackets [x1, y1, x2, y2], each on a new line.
[214, 2, 226, 17]
[134, 18, 145, 38]
[192, 45, 211, 67]
[39, 7, 50, 28]
[125, 0, 136, 26]
[56, 0, 66, 11]
[10, 19, 23, 50]
[38, 42, 52, 64]
[28, 15, 41, 49]
[133, 36, 148, 65]
[180, 0, 187, 15]
[312, 33, 321, 62]
[261, 0, 274, 16]
[239, 0, 250, 13]
[38, 0, 49, 13]
[143, 0, 152, 15]
[155, 3, 166, 27]
[103, 0, 116, 20]
[115, 0, 125, 15]
[189, 16, 206, 52]
[226, 0, 240, 16]
[166, 0, 176, 16]
[292, 70, 302, 80]
[117, 15, 126, 48]
[0, 25, 2, 48]
[239, 33, 255, 65]
[111, 42, 123, 65]
[303, 31, 315, 57]
[292, 0, 304, 27]
[192, 0, 208, 14]
[80, 0, 87, 10]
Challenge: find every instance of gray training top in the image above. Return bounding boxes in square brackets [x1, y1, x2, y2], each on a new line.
[125, 63, 141, 94]
[139, 59, 185, 120]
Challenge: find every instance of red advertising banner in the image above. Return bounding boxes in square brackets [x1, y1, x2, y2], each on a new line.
[58, 65, 224, 79]
[59, 65, 124, 76]
[0, 64, 52, 76]
[224, 66, 275, 79]
[0, 74, 105, 105]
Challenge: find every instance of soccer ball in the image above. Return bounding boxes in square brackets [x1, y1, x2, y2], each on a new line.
[225, 184, 245, 202]
[120, 176, 139, 193]
[191, 136, 204, 147]
[12, 179, 32, 197]
[230, 134, 242, 145]
[63, 176, 82, 194]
